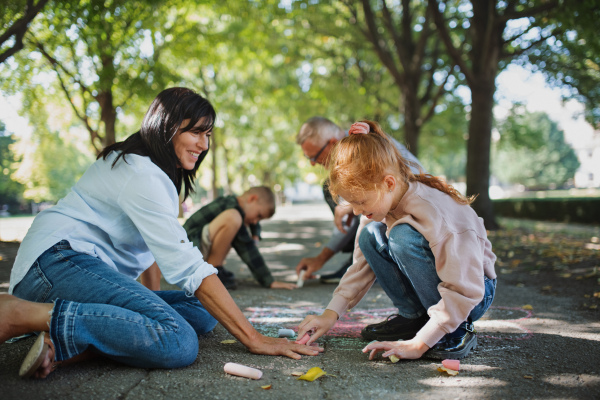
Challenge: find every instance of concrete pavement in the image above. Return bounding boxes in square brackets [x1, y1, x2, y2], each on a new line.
[1, 202, 599, 399]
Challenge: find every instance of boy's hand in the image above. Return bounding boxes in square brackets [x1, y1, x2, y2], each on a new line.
[270, 281, 297, 290]
[362, 338, 429, 361]
[297, 309, 338, 345]
[247, 335, 323, 360]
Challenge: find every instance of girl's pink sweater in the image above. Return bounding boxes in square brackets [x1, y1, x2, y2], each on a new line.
[326, 181, 497, 347]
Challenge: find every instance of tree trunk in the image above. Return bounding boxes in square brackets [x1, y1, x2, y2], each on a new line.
[98, 90, 117, 149]
[467, 79, 499, 230]
[402, 83, 421, 156]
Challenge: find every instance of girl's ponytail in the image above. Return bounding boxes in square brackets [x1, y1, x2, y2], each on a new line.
[329, 120, 475, 206]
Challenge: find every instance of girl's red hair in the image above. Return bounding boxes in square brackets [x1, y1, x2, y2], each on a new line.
[328, 120, 475, 205]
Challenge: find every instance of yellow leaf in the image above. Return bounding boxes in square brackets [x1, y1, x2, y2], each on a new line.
[297, 367, 328, 381]
[389, 355, 400, 363]
[522, 304, 533, 310]
[437, 366, 459, 376]
[261, 384, 272, 390]
[523, 375, 533, 379]
[221, 340, 237, 344]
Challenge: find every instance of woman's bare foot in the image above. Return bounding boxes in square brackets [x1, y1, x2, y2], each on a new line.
[19, 331, 58, 379]
[0, 294, 53, 344]
[32, 333, 58, 379]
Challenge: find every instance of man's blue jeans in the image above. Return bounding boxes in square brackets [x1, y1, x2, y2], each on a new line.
[13, 241, 217, 368]
[359, 222, 496, 324]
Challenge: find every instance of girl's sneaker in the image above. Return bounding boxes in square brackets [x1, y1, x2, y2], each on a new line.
[424, 321, 477, 360]
[360, 313, 429, 341]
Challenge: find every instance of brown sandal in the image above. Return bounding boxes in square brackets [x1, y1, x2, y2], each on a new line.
[19, 332, 50, 378]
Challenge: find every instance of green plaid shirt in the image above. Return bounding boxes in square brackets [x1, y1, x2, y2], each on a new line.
[183, 195, 274, 288]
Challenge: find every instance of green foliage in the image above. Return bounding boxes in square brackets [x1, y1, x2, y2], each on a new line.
[492, 108, 580, 189]
[523, 1, 600, 128]
[1, 0, 181, 151]
[10, 87, 93, 203]
[0, 121, 25, 209]
[418, 96, 468, 180]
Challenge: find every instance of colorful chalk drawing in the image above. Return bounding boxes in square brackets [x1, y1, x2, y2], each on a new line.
[246, 305, 533, 341]
[476, 306, 534, 341]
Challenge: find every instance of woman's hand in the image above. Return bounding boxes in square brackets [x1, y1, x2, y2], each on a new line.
[297, 309, 338, 345]
[246, 335, 323, 360]
[362, 338, 429, 361]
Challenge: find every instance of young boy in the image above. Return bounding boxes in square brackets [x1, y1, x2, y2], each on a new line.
[183, 186, 296, 290]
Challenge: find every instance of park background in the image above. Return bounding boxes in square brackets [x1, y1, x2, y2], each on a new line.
[1, 0, 599, 231]
[1, 2, 600, 398]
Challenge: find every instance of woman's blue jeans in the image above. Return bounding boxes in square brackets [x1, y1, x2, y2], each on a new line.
[359, 222, 496, 324]
[13, 241, 217, 368]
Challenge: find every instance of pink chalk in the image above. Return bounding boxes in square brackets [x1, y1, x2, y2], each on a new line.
[224, 362, 263, 379]
[442, 359, 460, 371]
[295, 332, 311, 345]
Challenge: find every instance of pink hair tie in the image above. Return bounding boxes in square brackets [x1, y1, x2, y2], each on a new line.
[349, 122, 370, 135]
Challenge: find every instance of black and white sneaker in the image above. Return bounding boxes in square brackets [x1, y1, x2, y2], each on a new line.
[361, 313, 430, 341]
[424, 321, 477, 360]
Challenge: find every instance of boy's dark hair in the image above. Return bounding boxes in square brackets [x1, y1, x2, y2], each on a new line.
[246, 186, 276, 218]
[98, 87, 216, 199]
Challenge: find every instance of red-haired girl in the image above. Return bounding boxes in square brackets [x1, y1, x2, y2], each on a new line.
[298, 120, 497, 360]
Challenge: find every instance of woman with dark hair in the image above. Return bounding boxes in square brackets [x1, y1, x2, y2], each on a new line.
[0, 87, 321, 379]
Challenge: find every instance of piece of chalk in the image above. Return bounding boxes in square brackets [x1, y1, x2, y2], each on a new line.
[278, 328, 296, 338]
[223, 362, 263, 379]
[295, 332, 311, 345]
[442, 359, 460, 371]
[297, 270, 306, 288]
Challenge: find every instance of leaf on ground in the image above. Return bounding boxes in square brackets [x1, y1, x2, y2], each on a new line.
[437, 366, 459, 376]
[221, 339, 237, 344]
[522, 304, 533, 310]
[261, 384, 272, 390]
[297, 367, 328, 381]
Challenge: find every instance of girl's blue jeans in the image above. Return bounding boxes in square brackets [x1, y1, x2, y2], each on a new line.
[359, 222, 496, 324]
[13, 240, 217, 368]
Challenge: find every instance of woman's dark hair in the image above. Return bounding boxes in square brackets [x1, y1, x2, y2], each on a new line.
[98, 87, 216, 199]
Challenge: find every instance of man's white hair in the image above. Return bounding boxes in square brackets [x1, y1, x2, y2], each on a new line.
[296, 116, 345, 146]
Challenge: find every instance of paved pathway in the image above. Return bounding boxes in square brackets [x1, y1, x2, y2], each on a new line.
[1, 203, 599, 399]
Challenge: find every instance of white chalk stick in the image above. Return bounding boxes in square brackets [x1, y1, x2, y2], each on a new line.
[278, 328, 296, 338]
[224, 362, 263, 379]
[297, 270, 306, 288]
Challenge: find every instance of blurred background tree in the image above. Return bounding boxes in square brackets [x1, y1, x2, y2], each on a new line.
[0, 121, 25, 211]
[492, 106, 580, 190]
[0, 0, 592, 226]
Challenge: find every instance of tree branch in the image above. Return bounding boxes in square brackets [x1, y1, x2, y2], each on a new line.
[358, 0, 405, 86]
[34, 40, 102, 152]
[0, 0, 50, 63]
[500, 0, 559, 23]
[428, 0, 475, 84]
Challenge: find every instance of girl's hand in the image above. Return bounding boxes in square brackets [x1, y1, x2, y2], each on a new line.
[247, 335, 323, 360]
[362, 338, 429, 361]
[270, 281, 297, 290]
[297, 309, 338, 345]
